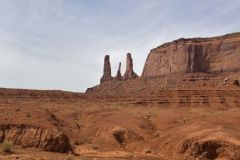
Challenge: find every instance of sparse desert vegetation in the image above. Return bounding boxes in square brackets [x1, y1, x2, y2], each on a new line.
[0, 141, 13, 154]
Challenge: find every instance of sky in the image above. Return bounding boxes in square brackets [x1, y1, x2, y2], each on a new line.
[0, 0, 240, 92]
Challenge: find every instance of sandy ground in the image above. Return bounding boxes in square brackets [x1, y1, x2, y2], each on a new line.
[0, 88, 240, 159]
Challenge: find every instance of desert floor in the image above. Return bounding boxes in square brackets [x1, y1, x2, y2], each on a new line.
[0, 89, 240, 160]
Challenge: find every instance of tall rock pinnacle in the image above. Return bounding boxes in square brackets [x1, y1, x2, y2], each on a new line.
[115, 62, 122, 80]
[123, 53, 138, 80]
[100, 55, 112, 83]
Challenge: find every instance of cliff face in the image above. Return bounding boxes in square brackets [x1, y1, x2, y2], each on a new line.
[142, 33, 240, 77]
[0, 124, 71, 153]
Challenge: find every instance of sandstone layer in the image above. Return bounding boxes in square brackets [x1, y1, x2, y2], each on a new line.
[0, 124, 71, 153]
[142, 33, 240, 77]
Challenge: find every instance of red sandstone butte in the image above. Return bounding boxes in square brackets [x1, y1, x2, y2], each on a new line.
[142, 33, 240, 77]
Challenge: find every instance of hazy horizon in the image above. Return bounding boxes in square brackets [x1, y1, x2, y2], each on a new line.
[0, 0, 240, 92]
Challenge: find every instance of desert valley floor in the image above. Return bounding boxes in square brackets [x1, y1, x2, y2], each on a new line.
[1, 73, 240, 160]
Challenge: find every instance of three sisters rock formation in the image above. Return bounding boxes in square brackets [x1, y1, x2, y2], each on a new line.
[100, 53, 138, 83]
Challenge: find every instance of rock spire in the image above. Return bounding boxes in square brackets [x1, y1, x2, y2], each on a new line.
[100, 53, 138, 84]
[123, 53, 138, 79]
[115, 62, 122, 80]
[100, 55, 112, 83]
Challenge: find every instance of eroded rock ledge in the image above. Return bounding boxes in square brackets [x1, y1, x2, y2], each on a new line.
[0, 124, 71, 153]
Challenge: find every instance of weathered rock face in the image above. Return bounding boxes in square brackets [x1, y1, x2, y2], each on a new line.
[142, 33, 240, 77]
[123, 53, 138, 79]
[100, 55, 112, 83]
[234, 80, 240, 86]
[178, 132, 240, 160]
[115, 62, 123, 80]
[0, 124, 71, 153]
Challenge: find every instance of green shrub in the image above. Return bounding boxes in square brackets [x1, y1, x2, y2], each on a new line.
[0, 140, 13, 153]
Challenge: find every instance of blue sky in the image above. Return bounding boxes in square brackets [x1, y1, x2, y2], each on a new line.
[0, 0, 239, 92]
